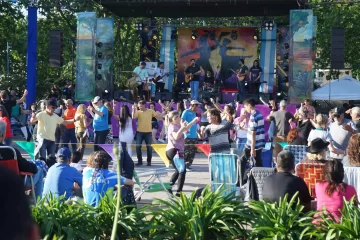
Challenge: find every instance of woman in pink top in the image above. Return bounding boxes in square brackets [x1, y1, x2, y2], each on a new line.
[315, 160, 358, 221]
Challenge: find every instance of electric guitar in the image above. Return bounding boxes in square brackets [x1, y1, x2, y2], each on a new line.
[151, 71, 171, 83]
[230, 68, 246, 81]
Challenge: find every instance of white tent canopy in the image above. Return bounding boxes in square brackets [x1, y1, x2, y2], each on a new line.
[311, 75, 360, 100]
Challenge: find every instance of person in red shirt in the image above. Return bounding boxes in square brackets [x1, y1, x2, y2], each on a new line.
[0, 105, 13, 146]
[62, 99, 78, 152]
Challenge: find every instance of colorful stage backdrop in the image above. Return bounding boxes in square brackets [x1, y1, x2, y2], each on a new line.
[289, 10, 315, 104]
[276, 25, 290, 95]
[177, 28, 257, 89]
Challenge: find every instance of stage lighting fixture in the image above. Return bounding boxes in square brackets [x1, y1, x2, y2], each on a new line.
[284, 53, 289, 60]
[263, 21, 274, 31]
[152, 29, 158, 40]
[171, 29, 177, 40]
[97, 63, 102, 69]
[97, 52, 102, 58]
[283, 64, 289, 71]
[135, 22, 142, 31]
[284, 43, 289, 49]
[253, 29, 259, 41]
[231, 29, 237, 40]
[96, 74, 102, 80]
[191, 29, 198, 40]
[283, 76, 288, 82]
[96, 42, 103, 48]
[209, 28, 216, 40]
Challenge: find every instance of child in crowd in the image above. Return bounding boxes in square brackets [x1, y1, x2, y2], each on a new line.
[70, 151, 83, 173]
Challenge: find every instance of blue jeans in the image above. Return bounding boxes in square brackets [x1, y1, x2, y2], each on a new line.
[39, 139, 56, 159]
[135, 132, 152, 164]
[237, 138, 247, 153]
[237, 80, 247, 101]
[190, 81, 199, 100]
[25, 166, 44, 200]
[62, 128, 77, 151]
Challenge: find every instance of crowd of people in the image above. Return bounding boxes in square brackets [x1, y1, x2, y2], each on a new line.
[1, 82, 360, 225]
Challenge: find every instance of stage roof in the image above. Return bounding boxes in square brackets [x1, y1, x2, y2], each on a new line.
[95, 0, 305, 18]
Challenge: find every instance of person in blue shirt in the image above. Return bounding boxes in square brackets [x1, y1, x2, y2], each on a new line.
[87, 96, 109, 151]
[83, 151, 134, 207]
[42, 148, 83, 200]
[181, 100, 200, 170]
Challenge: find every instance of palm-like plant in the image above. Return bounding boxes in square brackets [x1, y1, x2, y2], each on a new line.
[145, 185, 251, 240]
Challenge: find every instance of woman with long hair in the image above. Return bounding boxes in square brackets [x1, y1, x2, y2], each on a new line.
[113, 104, 133, 156]
[166, 111, 198, 196]
[307, 114, 329, 144]
[82, 151, 134, 207]
[0, 105, 13, 146]
[343, 133, 360, 167]
[315, 160, 357, 221]
[74, 104, 88, 160]
[104, 101, 114, 144]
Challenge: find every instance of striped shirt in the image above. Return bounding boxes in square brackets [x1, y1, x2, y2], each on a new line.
[245, 110, 265, 150]
[205, 121, 239, 153]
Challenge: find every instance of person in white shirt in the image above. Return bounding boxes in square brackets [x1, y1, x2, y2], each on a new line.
[133, 62, 149, 98]
[233, 108, 248, 153]
[153, 62, 169, 92]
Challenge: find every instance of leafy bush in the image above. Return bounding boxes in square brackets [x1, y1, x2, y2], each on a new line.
[145, 185, 251, 240]
[32, 194, 146, 240]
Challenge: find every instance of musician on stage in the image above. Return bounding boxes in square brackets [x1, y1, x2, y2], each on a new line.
[133, 61, 149, 98]
[185, 59, 201, 101]
[249, 60, 263, 94]
[237, 59, 248, 96]
[153, 62, 169, 93]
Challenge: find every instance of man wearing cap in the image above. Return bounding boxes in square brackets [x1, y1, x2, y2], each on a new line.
[181, 100, 200, 170]
[133, 62, 149, 99]
[346, 106, 360, 132]
[62, 99, 78, 152]
[328, 106, 358, 160]
[30, 100, 76, 160]
[42, 148, 83, 200]
[132, 100, 162, 166]
[269, 100, 294, 157]
[87, 96, 109, 151]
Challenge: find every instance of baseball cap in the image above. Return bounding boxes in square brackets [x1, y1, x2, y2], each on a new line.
[333, 106, 345, 117]
[190, 100, 201, 105]
[93, 96, 101, 104]
[57, 148, 71, 161]
[140, 61, 146, 66]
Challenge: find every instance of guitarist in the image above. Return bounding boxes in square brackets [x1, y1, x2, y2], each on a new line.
[185, 59, 201, 100]
[237, 59, 248, 99]
[133, 62, 149, 99]
[154, 62, 169, 93]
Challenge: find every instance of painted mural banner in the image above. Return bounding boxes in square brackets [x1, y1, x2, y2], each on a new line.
[177, 28, 258, 89]
[289, 10, 315, 104]
[75, 12, 96, 101]
[276, 25, 290, 95]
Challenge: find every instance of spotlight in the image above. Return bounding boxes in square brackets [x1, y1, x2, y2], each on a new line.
[191, 29, 198, 40]
[171, 29, 177, 40]
[284, 53, 289, 60]
[152, 29, 158, 40]
[231, 29, 237, 40]
[96, 42, 103, 48]
[96, 74, 102, 80]
[284, 43, 289, 49]
[97, 52, 102, 58]
[97, 63, 102, 69]
[283, 64, 289, 71]
[209, 28, 216, 40]
[253, 28, 259, 41]
[283, 76, 288, 82]
[135, 22, 142, 31]
[263, 21, 275, 31]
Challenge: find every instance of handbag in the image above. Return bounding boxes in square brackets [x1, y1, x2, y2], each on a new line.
[173, 151, 185, 173]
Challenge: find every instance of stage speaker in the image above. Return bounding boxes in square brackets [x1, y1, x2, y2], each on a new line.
[331, 28, 344, 69]
[113, 90, 131, 101]
[49, 30, 63, 68]
[237, 93, 259, 104]
[155, 92, 173, 101]
[202, 92, 222, 103]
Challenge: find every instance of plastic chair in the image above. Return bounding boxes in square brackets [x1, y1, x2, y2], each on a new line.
[133, 168, 174, 201]
[283, 145, 307, 165]
[208, 153, 239, 196]
[245, 167, 276, 201]
[0, 146, 36, 203]
[295, 162, 326, 198]
[344, 167, 360, 200]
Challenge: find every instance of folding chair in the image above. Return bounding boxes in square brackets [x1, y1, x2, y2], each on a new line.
[245, 167, 276, 201]
[0, 146, 36, 203]
[209, 153, 239, 196]
[283, 145, 307, 165]
[295, 162, 326, 198]
[133, 168, 174, 201]
[344, 167, 360, 200]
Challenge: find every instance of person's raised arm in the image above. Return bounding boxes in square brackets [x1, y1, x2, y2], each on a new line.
[132, 103, 138, 119]
[210, 98, 223, 112]
[16, 89, 28, 104]
[112, 100, 120, 121]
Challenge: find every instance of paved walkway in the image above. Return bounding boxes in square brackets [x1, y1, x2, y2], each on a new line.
[15, 138, 210, 205]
